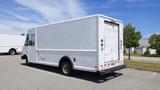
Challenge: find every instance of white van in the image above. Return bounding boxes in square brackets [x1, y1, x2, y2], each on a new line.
[0, 34, 25, 55]
[21, 14, 124, 75]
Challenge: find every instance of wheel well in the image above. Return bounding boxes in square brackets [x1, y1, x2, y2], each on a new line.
[59, 56, 73, 68]
[22, 54, 28, 60]
[9, 48, 17, 53]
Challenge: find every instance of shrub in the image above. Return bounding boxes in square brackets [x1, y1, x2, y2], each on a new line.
[149, 54, 159, 57]
[133, 50, 137, 54]
[156, 48, 160, 56]
[124, 49, 127, 55]
[143, 48, 150, 56]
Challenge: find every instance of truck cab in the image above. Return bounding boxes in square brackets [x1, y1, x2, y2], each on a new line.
[21, 29, 36, 63]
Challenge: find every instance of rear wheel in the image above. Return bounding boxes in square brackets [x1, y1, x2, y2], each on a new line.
[60, 61, 72, 76]
[9, 49, 16, 55]
[25, 57, 30, 65]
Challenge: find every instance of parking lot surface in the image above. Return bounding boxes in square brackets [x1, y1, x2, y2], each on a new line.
[0, 55, 160, 90]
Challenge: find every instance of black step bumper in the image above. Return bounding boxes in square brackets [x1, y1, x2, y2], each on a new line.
[98, 65, 126, 74]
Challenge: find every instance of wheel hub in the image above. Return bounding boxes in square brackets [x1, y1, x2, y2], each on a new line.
[62, 64, 70, 74]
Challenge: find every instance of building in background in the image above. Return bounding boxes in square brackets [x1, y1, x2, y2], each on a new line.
[135, 38, 156, 55]
[124, 38, 156, 55]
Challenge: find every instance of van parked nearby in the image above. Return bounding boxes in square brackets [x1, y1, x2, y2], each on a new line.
[0, 34, 25, 55]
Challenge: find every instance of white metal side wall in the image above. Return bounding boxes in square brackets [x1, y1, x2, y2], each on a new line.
[35, 17, 98, 72]
[0, 35, 25, 53]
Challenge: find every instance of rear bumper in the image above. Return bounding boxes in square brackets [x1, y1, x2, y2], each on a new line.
[98, 65, 126, 74]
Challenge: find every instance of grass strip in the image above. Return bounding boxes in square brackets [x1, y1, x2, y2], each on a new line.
[124, 60, 160, 72]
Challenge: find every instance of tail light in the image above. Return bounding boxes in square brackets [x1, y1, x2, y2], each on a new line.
[101, 38, 104, 51]
[120, 40, 123, 49]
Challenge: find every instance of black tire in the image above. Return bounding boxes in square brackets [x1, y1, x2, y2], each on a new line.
[9, 49, 16, 55]
[25, 57, 30, 65]
[60, 61, 72, 76]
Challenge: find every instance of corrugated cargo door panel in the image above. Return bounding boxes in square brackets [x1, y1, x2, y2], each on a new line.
[104, 21, 119, 62]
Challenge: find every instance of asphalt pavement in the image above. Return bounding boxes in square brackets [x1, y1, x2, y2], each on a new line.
[0, 55, 160, 90]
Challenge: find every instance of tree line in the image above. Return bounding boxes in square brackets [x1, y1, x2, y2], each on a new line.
[124, 23, 160, 60]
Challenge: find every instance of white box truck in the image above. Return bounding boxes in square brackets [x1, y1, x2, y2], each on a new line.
[21, 14, 124, 75]
[0, 34, 25, 55]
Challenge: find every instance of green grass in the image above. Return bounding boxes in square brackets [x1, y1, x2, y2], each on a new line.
[124, 54, 143, 57]
[124, 54, 160, 57]
[124, 60, 160, 72]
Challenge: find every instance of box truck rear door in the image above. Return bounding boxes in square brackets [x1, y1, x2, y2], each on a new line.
[104, 21, 119, 62]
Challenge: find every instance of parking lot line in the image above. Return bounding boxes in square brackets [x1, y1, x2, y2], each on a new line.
[147, 72, 157, 79]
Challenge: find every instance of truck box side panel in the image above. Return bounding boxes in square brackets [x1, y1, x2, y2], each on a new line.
[36, 17, 97, 50]
[0, 35, 25, 47]
[119, 23, 123, 63]
[35, 16, 98, 72]
[0, 35, 25, 53]
[36, 50, 98, 72]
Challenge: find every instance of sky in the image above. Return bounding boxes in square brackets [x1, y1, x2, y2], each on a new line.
[0, 0, 160, 37]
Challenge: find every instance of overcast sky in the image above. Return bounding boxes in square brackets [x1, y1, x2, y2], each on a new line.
[0, 0, 159, 37]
